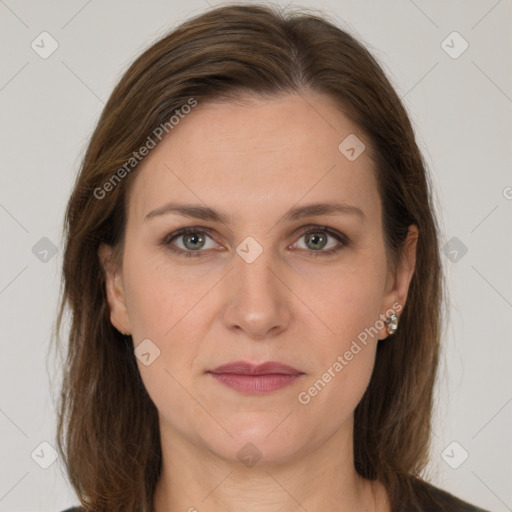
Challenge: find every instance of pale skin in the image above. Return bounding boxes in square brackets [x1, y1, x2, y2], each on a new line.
[99, 91, 418, 511]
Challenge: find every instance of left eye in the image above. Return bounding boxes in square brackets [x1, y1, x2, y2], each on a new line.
[293, 228, 344, 253]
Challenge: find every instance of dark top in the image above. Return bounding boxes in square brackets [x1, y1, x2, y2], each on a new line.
[60, 478, 492, 512]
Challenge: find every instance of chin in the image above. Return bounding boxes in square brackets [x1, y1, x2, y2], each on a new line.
[199, 415, 312, 468]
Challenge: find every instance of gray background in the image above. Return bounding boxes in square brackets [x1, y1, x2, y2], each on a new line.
[0, 0, 511, 510]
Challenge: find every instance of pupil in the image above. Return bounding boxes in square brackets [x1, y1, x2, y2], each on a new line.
[307, 232, 326, 250]
[184, 233, 204, 250]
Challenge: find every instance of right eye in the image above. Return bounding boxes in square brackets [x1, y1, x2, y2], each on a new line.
[162, 227, 220, 257]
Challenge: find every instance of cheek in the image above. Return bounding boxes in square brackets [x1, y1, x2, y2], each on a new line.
[122, 249, 209, 440]
[294, 251, 387, 415]
[122, 245, 212, 386]
[123, 244, 204, 340]
[296, 249, 387, 349]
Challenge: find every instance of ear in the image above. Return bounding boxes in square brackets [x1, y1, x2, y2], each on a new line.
[98, 243, 131, 335]
[379, 224, 418, 338]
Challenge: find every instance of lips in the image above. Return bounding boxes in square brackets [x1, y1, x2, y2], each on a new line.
[210, 361, 302, 375]
[208, 361, 304, 394]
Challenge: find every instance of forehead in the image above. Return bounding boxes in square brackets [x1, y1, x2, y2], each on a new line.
[127, 92, 379, 225]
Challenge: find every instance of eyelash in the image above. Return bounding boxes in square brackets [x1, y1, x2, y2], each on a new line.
[161, 225, 350, 258]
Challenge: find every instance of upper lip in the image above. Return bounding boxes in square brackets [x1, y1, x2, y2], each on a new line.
[209, 361, 303, 375]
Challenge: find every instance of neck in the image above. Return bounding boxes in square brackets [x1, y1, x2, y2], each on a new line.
[153, 417, 389, 512]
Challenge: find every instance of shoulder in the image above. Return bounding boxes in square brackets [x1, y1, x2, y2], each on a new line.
[409, 478, 492, 512]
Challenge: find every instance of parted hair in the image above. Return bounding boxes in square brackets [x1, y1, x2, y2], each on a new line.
[54, 4, 443, 511]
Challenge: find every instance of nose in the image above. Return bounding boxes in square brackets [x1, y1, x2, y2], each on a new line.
[222, 246, 292, 340]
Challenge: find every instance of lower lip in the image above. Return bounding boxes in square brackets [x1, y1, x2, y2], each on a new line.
[209, 372, 302, 394]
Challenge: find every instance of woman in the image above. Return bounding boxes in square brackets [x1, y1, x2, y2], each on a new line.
[55, 4, 490, 512]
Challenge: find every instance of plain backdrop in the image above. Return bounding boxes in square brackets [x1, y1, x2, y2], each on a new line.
[0, 0, 511, 511]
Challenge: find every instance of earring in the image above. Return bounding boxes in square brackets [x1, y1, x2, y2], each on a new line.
[385, 313, 399, 335]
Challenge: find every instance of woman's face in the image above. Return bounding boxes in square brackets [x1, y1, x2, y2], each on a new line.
[100, 91, 416, 466]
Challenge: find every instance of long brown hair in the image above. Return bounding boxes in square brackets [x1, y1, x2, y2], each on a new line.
[54, 4, 443, 511]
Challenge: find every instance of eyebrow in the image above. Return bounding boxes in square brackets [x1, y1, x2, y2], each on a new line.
[144, 201, 365, 225]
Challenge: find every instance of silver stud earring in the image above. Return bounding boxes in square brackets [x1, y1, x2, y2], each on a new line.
[385, 313, 399, 335]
